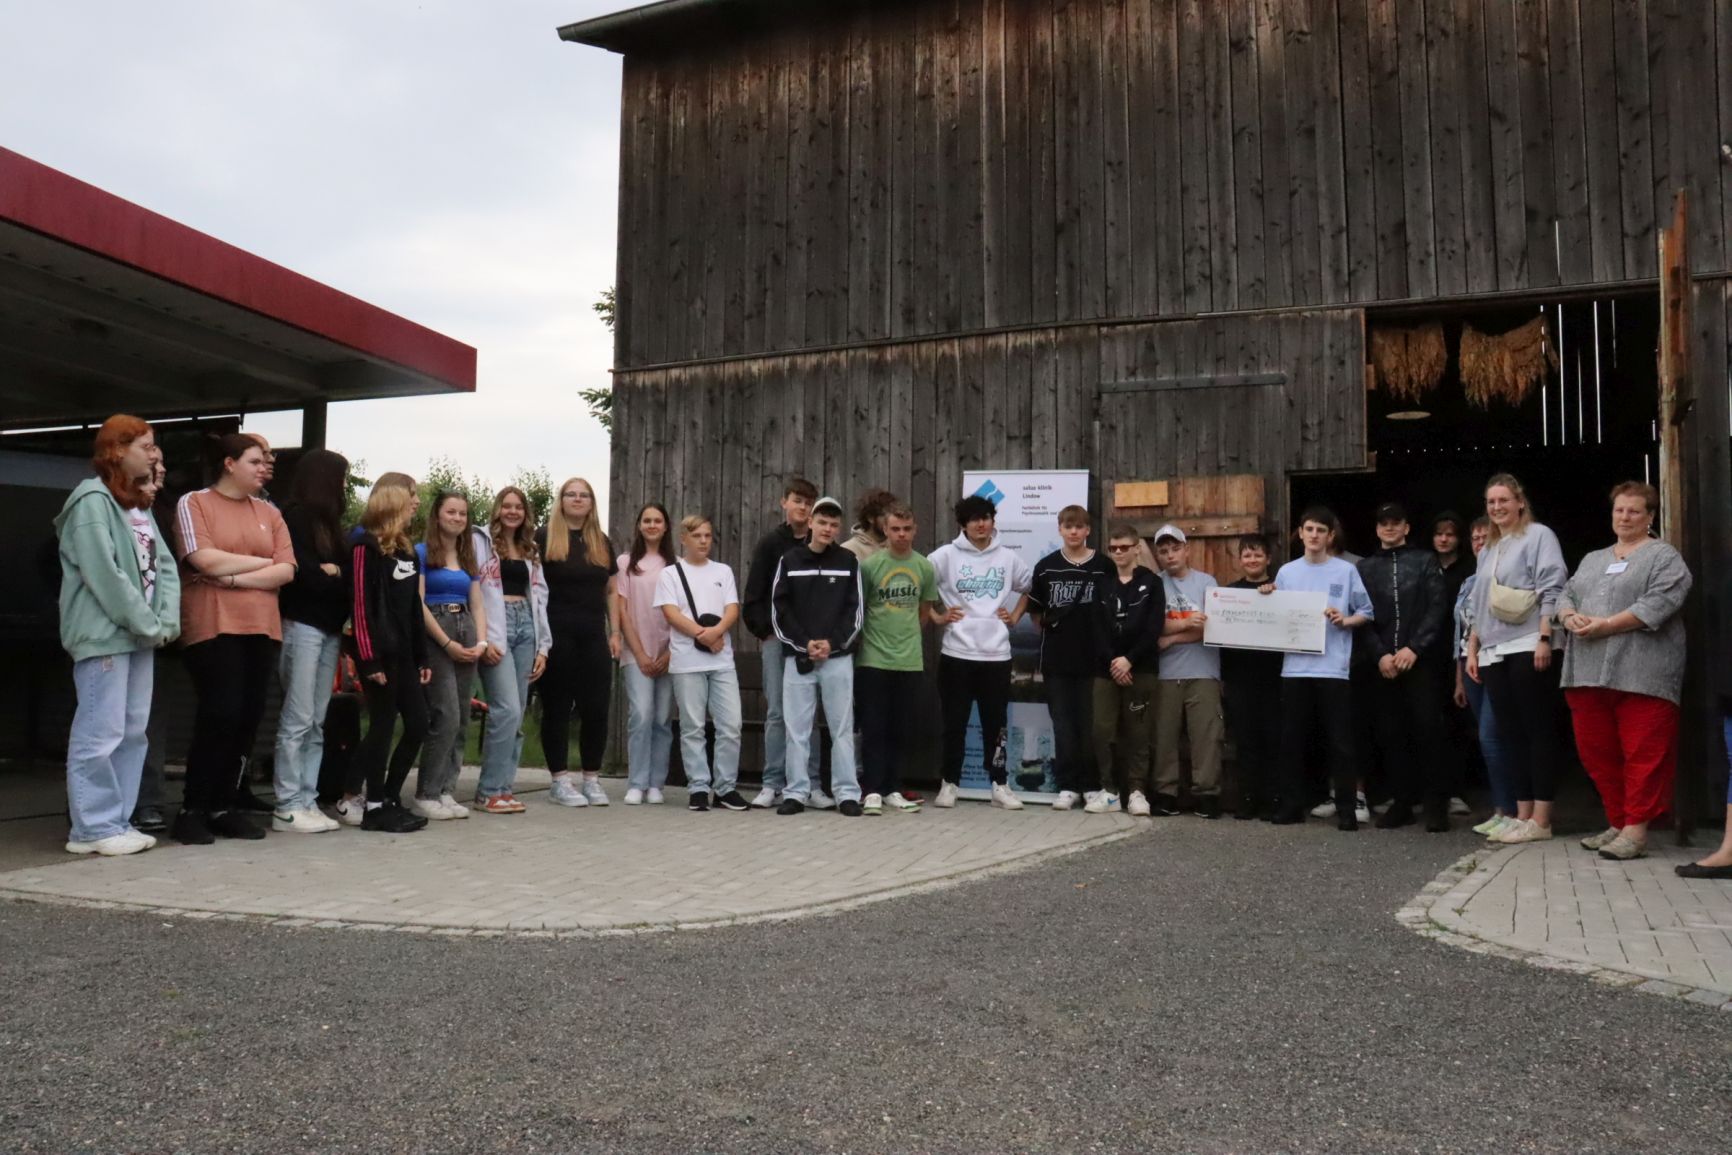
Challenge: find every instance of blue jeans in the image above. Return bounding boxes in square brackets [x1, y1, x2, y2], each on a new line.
[274, 620, 340, 812]
[760, 644, 787, 790]
[622, 660, 674, 790]
[1461, 659, 1516, 814]
[782, 653, 860, 803]
[477, 599, 535, 799]
[67, 650, 153, 842]
[673, 667, 742, 795]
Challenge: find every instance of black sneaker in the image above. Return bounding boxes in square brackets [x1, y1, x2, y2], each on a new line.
[132, 806, 168, 834]
[1152, 793, 1181, 817]
[714, 790, 750, 811]
[776, 798, 806, 816]
[362, 802, 427, 833]
[1423, 798, 1450, 833]
[688, 791, 711, 812]
[1269, 807, 1304, 826]
[838, 799, 863, 817]
[171, 809, 215, 845]
[1375, 806, 1415, 830]
[1232, 797, 1259, 821]
[1195, 796, 1222, 820]
[207, 809, 266, 840]
[1337, 814, 1359, 832]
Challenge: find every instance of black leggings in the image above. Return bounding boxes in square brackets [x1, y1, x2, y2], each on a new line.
[350, 653, 429, 803]
[540, 630, 612, 773]
[182, 634, 277, 812]
[939, 655, 1011, 786]
[1279, 678, 1356, 813]
[1481, 652, 1559, 803]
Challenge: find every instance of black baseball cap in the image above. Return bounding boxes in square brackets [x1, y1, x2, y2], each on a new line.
[1374, 501, 1409, 524]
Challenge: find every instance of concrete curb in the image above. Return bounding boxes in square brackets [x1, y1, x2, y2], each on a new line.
[1398, 844, 1732, 1012]
[0, 825, 1145, 940]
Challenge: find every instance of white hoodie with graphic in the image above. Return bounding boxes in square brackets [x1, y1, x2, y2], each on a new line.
[929, 531, 1034, 662]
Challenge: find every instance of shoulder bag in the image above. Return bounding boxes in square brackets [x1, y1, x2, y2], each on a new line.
[1485, 540, 1538, 625]
[675, 562, 725, 653]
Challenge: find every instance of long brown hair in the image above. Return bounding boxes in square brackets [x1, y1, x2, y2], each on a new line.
[1483, 472, 1535, 545]
[91, 414, 153, 510]
[627, 502, 676, 575]
[489, 485, 540, 562]
[286, 448, 349, 557]
[423, 491, 477, 574]
[545, 476, 611, 567]
[361, 477, 416, 556]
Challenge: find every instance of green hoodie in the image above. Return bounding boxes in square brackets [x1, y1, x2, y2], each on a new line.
[53, 477, 181, 662]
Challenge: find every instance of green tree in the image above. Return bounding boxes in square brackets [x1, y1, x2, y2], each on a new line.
[508, 465, 556, 528]
[343, 459, 371, 528]
[419, 456, 494, 538]
[579, 286, 615, 432]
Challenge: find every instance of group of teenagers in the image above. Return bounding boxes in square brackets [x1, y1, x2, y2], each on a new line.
[51, 414, 1732, 879]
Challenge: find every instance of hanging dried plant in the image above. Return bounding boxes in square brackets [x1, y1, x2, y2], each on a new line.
[1461, 315, 1556, 409]
[1369, 322, 1447, 403]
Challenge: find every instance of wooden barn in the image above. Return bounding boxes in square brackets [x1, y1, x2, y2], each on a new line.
[561, 0, 1732, 818]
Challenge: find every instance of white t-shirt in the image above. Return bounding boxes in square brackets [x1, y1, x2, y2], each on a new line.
[126, 509, 158, 604]
[654, 559, 739, 674]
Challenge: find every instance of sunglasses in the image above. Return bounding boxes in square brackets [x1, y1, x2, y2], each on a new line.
[1106, 543, 1136, 553]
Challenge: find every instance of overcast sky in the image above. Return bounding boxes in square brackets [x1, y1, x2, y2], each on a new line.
[1, 0, 630, 515]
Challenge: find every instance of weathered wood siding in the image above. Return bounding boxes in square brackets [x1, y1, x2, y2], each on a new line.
[613, 0, 1729, 370]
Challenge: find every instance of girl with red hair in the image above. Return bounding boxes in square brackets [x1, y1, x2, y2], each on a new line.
[53, 415, 180, 856]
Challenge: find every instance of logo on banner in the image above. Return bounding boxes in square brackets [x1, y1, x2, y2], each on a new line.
[971, 480, 1006, 506]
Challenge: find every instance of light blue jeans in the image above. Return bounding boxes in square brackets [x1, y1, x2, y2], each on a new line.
[67, 649, 153, 842]
[761, 644, 787, 790]
[673, 667, 742, 795]
[477, 599, 535, 799]
[623, 660, 674, 790]
[782, 653, 861, 803]
[274, 620, 341, 812]
[1461, 659, 1515, 814]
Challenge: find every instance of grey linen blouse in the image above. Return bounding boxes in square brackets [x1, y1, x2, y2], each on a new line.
[1556, 540, 1693, 705]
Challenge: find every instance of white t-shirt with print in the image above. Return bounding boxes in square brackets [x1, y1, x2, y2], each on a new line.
[653, 559, 739, 674]
[126, 509, 158, 604]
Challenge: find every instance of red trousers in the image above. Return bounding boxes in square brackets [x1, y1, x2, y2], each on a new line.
[1564, 687, 1679, 827]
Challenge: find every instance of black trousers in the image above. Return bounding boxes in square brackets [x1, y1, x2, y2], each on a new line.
[1225, 676, 1282, 809]
[182, 634, 277, 813]
[541, 630, 612, 773]
[857, 665, 920, 796]
[1279, 678, 1356, 814]
[351, 653, 430, 803]
[1482, 652, 1559, 802]
[939, 655, 1011, 786]
[1370, 659, 1451, 808]
[1044, 673, 1095, 794]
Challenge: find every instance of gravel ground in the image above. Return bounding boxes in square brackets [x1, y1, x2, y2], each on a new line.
[2, 820, 1728, 1154]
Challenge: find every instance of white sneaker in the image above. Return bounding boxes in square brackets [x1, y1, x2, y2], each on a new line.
[863, 793, 884, 815]
[1472, 814, 1506, 836]
[438, 793, 469, 820]
[934, 782, 959, 808]
[66, 830, 151, 856]
[1481, 815, 1516, 840]
[624, 788, 645, 805]
[750, 787, 780, 809]
[1126, 790, 1152, 818]
[335, 797, 367, 826]
[884, 792, 921, 812]
[1354, 794, 1371, 824]
[646, 787, 665, 804]
[991, 783, 1024, 810]
[273, 808, 336, 834]
[548, 776, 589, 807]
[1495, 818, 1553, 844]
[1449, 796, 1472, 816]
[130, 829, 158, 849]
[411, 797, 453, 821]
[580, 778, 610, 806]
[1051, 790, 1081, 811]
[1309, 799, 1338, 819]
[807, 788, 837, 811]
[1084, 791, 1121, 814]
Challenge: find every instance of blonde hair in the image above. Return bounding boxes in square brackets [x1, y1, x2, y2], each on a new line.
[489, 485, 539, 562]
[373, 471, 416, 494]
[545, 476, 611, 566]
[1483, 472, 1535, 544]
[680, 514, 712, 537]
[361, 481, 416, 556]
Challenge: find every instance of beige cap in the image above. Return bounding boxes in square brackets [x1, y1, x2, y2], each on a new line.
[1153, 523, 1186, 544]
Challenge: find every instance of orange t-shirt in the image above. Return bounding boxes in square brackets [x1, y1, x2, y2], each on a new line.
[174, 489, 296, 647]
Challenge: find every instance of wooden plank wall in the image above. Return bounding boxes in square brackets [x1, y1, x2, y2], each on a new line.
[1684, 276, 1732, 820]
[613, 0, 1730, 370]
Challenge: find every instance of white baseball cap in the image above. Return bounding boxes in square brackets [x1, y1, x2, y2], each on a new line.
[1153, 523, 1186, 544]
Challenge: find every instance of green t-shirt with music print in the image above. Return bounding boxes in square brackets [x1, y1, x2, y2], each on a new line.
[859, 549, 939, 672]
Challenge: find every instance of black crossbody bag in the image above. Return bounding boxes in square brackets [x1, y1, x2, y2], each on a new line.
[675, 562, 725, 653]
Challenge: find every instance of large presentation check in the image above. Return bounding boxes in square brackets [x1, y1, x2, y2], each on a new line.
[1202, 586, 1328, 654]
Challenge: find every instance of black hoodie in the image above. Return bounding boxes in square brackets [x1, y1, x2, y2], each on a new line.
[743, 521, 809, 639]
[1093, 564, 1164, 674]
[344, 527, 427, 678]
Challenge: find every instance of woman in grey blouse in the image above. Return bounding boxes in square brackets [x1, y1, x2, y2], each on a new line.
[1558, 482, 1692, 861]
[1465, 473, 1569, 844]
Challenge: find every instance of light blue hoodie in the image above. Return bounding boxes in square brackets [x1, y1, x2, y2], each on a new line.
[53, 478, 180, 662]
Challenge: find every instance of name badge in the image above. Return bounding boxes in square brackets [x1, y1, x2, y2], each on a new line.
[1605, 561, 1629, 575]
